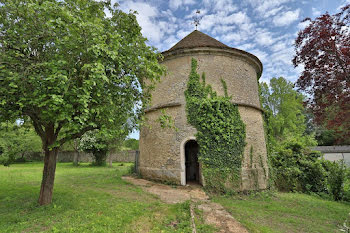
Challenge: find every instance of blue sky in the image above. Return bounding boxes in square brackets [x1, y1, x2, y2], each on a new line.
[118, 0, 350, 139]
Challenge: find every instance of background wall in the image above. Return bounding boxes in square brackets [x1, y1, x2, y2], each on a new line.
[314, 146, 350, 166]
[24, 150, 138, 163]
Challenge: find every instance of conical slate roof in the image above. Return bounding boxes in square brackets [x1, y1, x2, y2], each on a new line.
[166, 30, 229, 52]
[162, 30, 263, 78]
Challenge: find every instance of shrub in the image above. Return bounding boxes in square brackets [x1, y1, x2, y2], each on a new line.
[322, 160, 349, 201]
[272, 138, 350, 202]
[344, 179, 350, 202]
[79, 130, 109, 166]
[271, 139, 327, 193]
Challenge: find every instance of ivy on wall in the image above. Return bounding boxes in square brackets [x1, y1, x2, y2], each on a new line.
[184, 58, 246, 193]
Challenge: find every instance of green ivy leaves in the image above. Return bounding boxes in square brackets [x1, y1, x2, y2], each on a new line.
[185, 58, 246, 193]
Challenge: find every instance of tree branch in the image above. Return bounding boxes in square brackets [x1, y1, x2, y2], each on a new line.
[58, 125, 98, 147]
[29, 116, 45, 141]
[54, 120, 67, 139]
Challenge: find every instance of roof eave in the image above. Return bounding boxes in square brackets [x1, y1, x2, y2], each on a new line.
[161, 46, 263, 80]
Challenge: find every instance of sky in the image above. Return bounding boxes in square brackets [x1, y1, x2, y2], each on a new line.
[119, 0, 350, 139]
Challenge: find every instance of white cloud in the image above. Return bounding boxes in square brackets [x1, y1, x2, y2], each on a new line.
[263, 6, 284, 18]
[297, 20, 310, 30]
[271, 41, 287, 52]
[212, 0, 237, 13]
[212, 25, 236, 35]
[295, 63, 304, 74]
[163, 35, 179, 50]
[198, 10, 251, 31]
[237, 43, 255, 50]
[312, 7, 321, 16]
[250, 49, 269, 63]
[240, 22, 255, 32]
[188, 6, 252, 32]
[169, 0, 182, 10]
[221, 33, 242, 43]
[169, 0, 195, 10]
[197, 14, 217, 31]
[223, 12, 250, 25]
[273, 9, 300, 26]
[244, 0, 293, 16]
[196, 10, 255, 45]
[259, 76, 271, 84]
[119, 1, 182, 50]
[158, 21, 177, 35]
[120, 2, 163, 44]
[270, 47, 294, 65]
[177, 29, 192, 40]
[258, 0, 291, 12]
[337, 0, 350, 10]
[184, 8, 209, 19]
[255, 30, 275, 46]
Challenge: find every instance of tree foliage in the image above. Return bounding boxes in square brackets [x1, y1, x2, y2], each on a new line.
[272, 142, 350, 202]
[322, 160, 349, 201]
[0, 122, 42, 166]
[0, 0, 164, 205]
[271, 140, 326, 193]
[79, 127, 128, 166]
[260, 77, 316, 150]
[185, 58, 246, 193]
[79, 130, 107, 166]
[261, 80, 350, 201]
[123, 138, 139, 150]
[293, 4, 350, 144]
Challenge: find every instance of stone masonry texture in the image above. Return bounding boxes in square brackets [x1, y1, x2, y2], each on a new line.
[139, 31, 269, 191]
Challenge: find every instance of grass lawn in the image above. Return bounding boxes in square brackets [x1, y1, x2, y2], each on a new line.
[0, 162, 203, 233]
[2, 163, 349, 233]
[214, 191, 350, 233]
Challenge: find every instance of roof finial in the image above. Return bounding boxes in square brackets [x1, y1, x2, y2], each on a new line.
[192, 10, 202, 30]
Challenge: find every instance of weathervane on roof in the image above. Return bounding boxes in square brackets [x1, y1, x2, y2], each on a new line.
[192, 10, 202, 30]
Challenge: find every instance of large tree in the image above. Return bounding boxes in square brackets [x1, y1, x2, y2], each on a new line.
[293, 4, 350, 144]
[260, 77, 316, 149]
[0, 0, 163, 205]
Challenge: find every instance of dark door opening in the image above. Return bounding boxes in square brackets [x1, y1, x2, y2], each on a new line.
[185, 140, 199, 183]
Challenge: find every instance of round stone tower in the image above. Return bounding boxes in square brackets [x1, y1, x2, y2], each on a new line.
[139, 30, 269, 190]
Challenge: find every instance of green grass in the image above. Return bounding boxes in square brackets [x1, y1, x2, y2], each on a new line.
[2, 163, 349, 233]
[214, 191, 350, 233]
[0, 162, 198, 233]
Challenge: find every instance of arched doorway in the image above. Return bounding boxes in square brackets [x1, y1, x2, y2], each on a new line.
[185, 140, 200, 184]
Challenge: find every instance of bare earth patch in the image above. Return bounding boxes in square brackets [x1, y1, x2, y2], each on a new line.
[122, 176, 248, 233]
[197, 202, 248, 233]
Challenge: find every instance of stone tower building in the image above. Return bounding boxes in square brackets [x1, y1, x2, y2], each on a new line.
[139, 30, 269, 191]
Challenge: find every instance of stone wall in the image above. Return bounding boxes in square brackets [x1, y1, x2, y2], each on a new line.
[322, 153, 350, 166]
[25, 150, 138, 163]
[314, 146, 350, 166]
[139, 47, 269, 190]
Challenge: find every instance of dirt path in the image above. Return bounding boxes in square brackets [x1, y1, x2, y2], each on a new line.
[122, 176, 248, 233]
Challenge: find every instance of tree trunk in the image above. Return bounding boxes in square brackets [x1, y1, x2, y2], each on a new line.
[73, 151, 80, 166]
[93, 150, 107, 166]
[38, 148, 58, 205]
[73, 139, 80, 166]
[108, 152, 113, 167]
